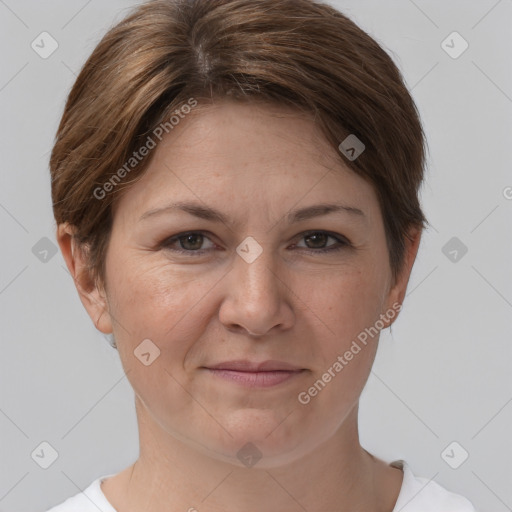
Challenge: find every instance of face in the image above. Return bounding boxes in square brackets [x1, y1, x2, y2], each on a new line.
[66, 99, 417, 468]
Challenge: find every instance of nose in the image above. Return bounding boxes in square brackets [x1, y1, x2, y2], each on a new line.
[218, 246, 294, 337]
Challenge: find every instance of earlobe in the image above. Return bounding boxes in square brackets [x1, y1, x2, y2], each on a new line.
[56, 222, 113, 334]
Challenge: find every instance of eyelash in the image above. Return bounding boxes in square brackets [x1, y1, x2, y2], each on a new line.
[159, 230, 350, 256]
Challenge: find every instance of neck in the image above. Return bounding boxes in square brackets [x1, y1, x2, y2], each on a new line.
[102, 399, 401, 512]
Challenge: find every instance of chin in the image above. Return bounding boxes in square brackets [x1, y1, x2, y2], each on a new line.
[201, 409, 318, 469]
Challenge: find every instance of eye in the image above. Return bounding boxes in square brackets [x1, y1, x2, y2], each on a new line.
[293, 231, 350, 253]
[160, 231, 215, 255]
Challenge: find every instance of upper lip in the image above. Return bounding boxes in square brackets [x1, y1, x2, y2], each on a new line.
[205, 360, 304, 372]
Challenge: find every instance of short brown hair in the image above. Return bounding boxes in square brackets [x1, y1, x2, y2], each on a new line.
[50, 0, 428, 289]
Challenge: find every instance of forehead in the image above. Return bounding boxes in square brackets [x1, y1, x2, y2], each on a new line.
[162, 99, 337, 168]
[112, 99, 379, 225]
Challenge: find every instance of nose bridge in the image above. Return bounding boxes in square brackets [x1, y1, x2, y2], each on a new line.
[220, 237, 288, 333]
[233, 239, 280, 302]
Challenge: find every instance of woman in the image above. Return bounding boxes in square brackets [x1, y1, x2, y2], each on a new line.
[46, 0, 477, 510]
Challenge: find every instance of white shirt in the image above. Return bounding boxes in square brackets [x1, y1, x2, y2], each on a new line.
[45, 459, 477, 511]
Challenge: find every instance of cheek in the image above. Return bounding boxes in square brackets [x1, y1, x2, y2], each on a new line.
[105, 256, 231, 395]
[106, 261, 212, 416]
[294, 294, 381, 438]
[108, 256, 212, 329]
[295, 265, 385, 397]
[307, 265, 386, 346]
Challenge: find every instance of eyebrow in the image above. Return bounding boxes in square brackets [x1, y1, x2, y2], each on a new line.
[138, 201, 366, 224]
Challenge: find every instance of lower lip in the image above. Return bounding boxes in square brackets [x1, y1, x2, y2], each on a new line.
[205, 369, 305, 388]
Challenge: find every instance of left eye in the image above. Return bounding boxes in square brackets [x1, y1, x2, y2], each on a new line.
[160, 230, 349, 255]
[294, 231, 348, 252]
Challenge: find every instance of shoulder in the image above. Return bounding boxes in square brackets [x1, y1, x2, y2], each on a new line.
[392, 460, 478, 512]
[45, 474, 117, 512]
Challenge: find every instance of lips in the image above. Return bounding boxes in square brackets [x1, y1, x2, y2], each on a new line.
[202, 360, 306, 388]
[204, 360, 304, 372]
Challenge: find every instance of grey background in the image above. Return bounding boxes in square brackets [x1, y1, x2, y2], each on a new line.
[0, 1, 511, 511]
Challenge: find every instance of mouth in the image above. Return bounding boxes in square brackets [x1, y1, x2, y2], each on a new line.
[201, 360, 307, 388]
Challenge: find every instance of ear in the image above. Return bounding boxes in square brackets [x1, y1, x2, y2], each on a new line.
[56, 222, 113, 334]
[381, 226, 422, 328]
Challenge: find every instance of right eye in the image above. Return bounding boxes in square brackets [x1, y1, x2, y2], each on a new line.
[160, 231, 218, 255]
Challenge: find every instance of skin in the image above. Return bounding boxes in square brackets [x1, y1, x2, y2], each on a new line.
[58, 98, 421, 512]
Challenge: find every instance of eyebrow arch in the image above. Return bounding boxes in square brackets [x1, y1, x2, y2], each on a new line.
[138, 201, 366, 224]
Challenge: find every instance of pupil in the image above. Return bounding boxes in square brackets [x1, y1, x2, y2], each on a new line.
[183, 234, 203, 250]
[306, 233, 327, 248]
